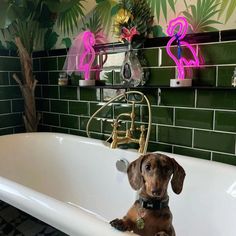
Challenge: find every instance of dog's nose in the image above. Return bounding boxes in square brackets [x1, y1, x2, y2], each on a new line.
[152, 189, 161, 196]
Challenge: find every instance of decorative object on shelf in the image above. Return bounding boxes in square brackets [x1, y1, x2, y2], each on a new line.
[120, 37, 143, 87]
[166, 16, 200, 87]
[63, 12, 108, 86]
[63, 30, 96, 86]
[232, 68, 236, 87]
[113, 0, 153, 87]
[58, 72, 68, 86]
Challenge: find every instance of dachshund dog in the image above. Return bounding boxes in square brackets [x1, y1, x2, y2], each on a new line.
[110, 153, 185, 236]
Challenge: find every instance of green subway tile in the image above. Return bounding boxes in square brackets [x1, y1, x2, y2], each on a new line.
[113, 71, 121, 85]
[12, 99, 24, 112]
[40, 57, 57, 71]
[175, 108, 213, 129]
[194, 130, 235, 154]
[0, 127, 14, 135]
[147, 141, 172, 153]
[161, 45, 198, 66]
[35, 85, 42, 97]
[0, 57, 21, 71]
[42, 85, 59, 99]
[114, 103, 140, 121]
[0, 86, 21, 99]
[149, 124, 156, 142]
[199, 42, 236, 65]
[173, 146, 211, 160]
[60, 86, 77, 100]
[58, 56, 66, 70]
[70, 74, 82, 86]
[90, 103, 113, 118]
[34, 72, 48, 84]
[51, 100, 68, 114]
[215, 111, 236, 132]
[80, 117, 101, 133]
[0, 101, 11, 114]
[141, 48, 158, 67]
[14, 126, 25, 133]
[102, 119, 114, 134]
[80, 88, 100, 101]
[160, 89, 195, 107]
[212, 153, 236, 166]
[192, 66, 216, 86]
[150, 106, 173, 125]
[70, 129, 87, 137]
[197, 89, 236, 110]
[38, 124, 51, 132]
[36, 99, 50, 112]
[146, 89, 158, 105]
[158, 126, 192, 147]
[49, 72, 59, 85]
[146, 68, 175, 86]
[218, 66, 235, 87]
[0, 113, 22, 128]
[0, 72, 9, 85]
[69, 101, 89, 116]
[60, 115, 79, 129]
[100, 70, 113, 84]
[51, 127, 69, 134]
[33, 58, 40, 71]
[43, 112, 59, 126]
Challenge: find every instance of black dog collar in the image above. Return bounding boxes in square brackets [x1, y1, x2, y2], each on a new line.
[139, 197, 169, 210]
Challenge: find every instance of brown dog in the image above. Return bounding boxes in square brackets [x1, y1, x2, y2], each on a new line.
[110, 153, 185, 236]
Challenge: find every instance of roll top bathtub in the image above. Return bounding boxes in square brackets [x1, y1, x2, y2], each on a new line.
[0, 132, 236, 236]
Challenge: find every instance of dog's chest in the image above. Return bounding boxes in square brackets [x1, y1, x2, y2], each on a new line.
[133, 209, 173, 236]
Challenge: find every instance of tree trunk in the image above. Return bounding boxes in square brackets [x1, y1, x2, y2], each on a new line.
[13, 37, 40, 132]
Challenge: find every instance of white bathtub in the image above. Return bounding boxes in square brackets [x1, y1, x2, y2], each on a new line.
[0, 133, 235, 236]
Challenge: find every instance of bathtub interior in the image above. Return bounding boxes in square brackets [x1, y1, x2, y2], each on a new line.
[0, 133, 138, 221]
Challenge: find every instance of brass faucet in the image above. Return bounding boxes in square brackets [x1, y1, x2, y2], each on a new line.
[110, 101, 147, 153]
[86, 91, 152, 154]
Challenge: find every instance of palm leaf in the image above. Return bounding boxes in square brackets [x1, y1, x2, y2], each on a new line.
[147, 0, 177, 22]
[56, 0, 85, 34]
[95, 0, 117, 34]
[183, 0, 221, 33]
[225, 0, 236, 23]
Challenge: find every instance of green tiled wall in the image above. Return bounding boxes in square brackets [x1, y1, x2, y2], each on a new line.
[0, 52, 24, 134]
[1, 35, 236, 166]
[33, 39, 236, 166]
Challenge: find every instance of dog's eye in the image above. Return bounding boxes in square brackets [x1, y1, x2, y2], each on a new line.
[145, 163, 151, 171]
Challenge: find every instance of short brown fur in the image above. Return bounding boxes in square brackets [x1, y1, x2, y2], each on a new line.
[110, 153, 186, 236]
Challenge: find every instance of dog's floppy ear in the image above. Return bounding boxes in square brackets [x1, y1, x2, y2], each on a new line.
[171, 158, 186, 194]
[127, 155, 145, 190]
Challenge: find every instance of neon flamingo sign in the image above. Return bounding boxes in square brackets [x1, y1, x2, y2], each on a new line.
[166, 17, 199, 80]
[76, 30, 96, 80]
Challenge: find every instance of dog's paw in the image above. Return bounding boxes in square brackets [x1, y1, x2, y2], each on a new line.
[110, 218, 128, 231]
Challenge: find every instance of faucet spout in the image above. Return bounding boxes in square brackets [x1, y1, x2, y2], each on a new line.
[86, 91, 152, 154]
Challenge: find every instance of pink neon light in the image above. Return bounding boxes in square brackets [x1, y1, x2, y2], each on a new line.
[166, 16, 200, 80]
[76, 31, 96, 80]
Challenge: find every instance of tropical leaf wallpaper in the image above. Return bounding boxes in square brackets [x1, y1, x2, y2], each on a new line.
[94, 0, 236, 40]
[1, 0, 236, 49]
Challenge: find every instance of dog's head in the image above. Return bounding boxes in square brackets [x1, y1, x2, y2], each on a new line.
[127, 153, 185, 198]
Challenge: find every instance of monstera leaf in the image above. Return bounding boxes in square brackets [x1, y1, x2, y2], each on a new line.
[183, 0, 222, 33]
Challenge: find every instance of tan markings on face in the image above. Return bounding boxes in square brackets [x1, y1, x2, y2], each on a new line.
[141, 154, 173, 198]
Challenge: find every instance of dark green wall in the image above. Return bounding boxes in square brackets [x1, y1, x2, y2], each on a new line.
[0, 51, 24, 134]
[0, 33, 235, 166]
